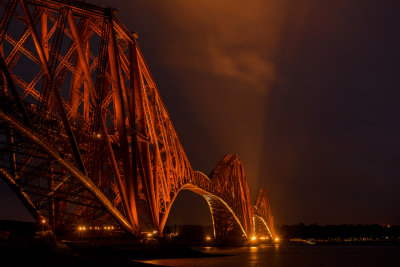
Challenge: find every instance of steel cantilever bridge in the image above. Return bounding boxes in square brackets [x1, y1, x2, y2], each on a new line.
[0, 0, 275, 239]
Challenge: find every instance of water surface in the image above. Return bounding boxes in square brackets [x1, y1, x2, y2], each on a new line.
[137, 244, 400, 267]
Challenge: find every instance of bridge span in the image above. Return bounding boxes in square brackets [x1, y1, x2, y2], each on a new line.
[0, 0, 275, 239]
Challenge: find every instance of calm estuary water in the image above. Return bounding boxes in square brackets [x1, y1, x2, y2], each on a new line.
[137, 244, 400, 267]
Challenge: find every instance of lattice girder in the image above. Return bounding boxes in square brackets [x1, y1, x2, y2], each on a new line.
[0, 0, 275, 239]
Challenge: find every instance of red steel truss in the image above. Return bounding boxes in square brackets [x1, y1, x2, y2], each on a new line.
[0, 0, 275, 239]
[254, 188, 276, 238]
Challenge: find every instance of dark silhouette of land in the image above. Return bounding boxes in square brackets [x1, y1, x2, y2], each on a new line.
[1, 220, 399, 266]
[2, 220, 399, 242]
[0, 220, 223, 266]
[278, 223, 400, 241]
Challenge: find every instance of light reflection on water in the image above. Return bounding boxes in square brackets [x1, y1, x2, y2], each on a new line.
[135, 244, 400, 267]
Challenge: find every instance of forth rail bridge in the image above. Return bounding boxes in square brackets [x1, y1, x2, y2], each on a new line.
[0, 0, 276, 240]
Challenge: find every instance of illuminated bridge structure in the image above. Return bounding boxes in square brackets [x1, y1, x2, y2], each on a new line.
[0, 0, 275, 239]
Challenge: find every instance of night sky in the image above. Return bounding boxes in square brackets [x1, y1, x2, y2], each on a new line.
[1, 0, 400, 226]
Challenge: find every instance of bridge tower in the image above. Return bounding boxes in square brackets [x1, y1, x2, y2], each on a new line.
[0, 0, 275, 239]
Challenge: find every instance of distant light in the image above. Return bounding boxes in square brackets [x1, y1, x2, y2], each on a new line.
[260, 237, 265, 240]
[251, 236, 257, 241]
[206, 236, 211, 241]
[104, 226, 107, 230]
[82, 226, 86, 230]
[41, 219, 46, 224]
[153, 230, 157, 234]
[148, 233, 152, 237]
[96, 133, 101, 138]
[79, 227, 82, 231]
[111, 226, 114, 230]
[275, 237, 279, 242]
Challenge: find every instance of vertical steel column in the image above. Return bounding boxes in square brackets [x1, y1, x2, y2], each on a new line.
[67, 12, 98, 106]
[68, 17, 90, 119]
[19, 0, 87, 175]
[107, 11, 139, 233]
[133, 46, 159, 231]
[128, 42, 138, 200]
[6, 129, 17, 178]
[83, 39, 89, 120]
[48, 163, 55, 229]
[40, 9, 48, 60]
[69, 61, 83, 118]
[101, 118, 135, 231]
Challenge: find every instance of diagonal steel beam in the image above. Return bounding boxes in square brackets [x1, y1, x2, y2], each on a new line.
[0, 53, 33, 128]
[0, 110, 135, 234]
[107, 11, 139, 233]
[19, 0, 87, 176]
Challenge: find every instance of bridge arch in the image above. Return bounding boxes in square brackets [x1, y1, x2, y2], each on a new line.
[161, 182, 249, 239]
[0, 0, 275, 240]
[253, 214, 274, 239]
[158, 157, 255, 239]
